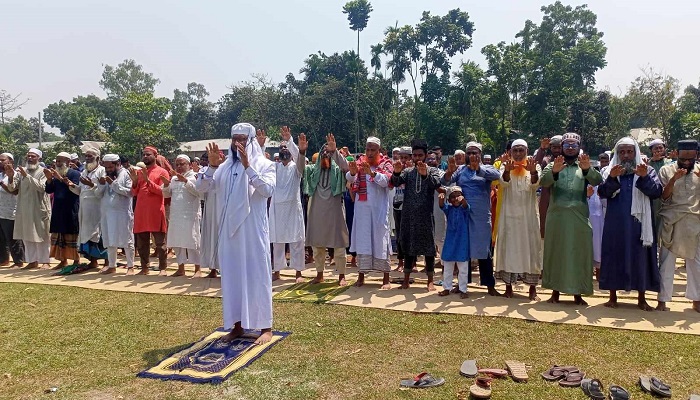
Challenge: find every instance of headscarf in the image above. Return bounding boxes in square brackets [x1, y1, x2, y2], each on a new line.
[28, 148, 43, 158]
[215, 122, 271, 237]
[602, 137, 653, 247]
[303, 144, 346, 197]
[155, 155, 172, 171]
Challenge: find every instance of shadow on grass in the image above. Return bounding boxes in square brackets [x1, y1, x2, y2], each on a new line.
[142, 343, 192, 368]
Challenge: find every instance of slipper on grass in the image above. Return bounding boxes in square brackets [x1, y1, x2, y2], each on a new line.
[649, 376, 672, 398]
[541, 365, 578, 381]
[469, 377, 493, 399]
[505, 360, 528, 382]
[399, 372, 445, 389]
[581, 378, 605, 400]
[639, 375, 651, 393]
[559, 371, 586, 387]
[478, 368, 508, 378]
[608, 385, 630, 400]
[460, 360, 478, 378]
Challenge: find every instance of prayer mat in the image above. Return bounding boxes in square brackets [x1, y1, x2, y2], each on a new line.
[52, 263, 96, 276]
[274, 280, 354, 303]
[137, 328, 290, 384]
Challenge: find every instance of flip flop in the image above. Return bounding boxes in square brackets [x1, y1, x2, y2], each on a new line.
[478, 368, 509, 378]
[505, 360, 528, 382]
[639, 375, 652, 393]
[559, 371, 586, 387]
[541, 365, 578, 381]
[649, 376, 672, 398]
[460, 360, 478, 378]
[399, 372, 445, 389]
[581, 378, 606, 400]
[608, 385, 630, 400]
[469, 377, 493, 399]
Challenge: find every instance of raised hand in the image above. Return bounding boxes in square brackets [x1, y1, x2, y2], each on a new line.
[552, 155, 566, 173]
[98, 176, 107, 185]
[169, 169, 177, 177]
[280, 126, 292, 142]
[298, 133, 308, 153]
[360, 161, 372, 175]
[207, 143, 223, 167]
[325, 133, 337, 153]
[175, 173, 186, 182]
[140, 168, 149, 182]
[587, 185, 594, 198]
[540, 137, 551, 149]
[447, 156, 457, 174]
[255, 129, 267, 148]
[393, 160, 403, 174]
[191, 161, 200, 173]
[105, 176, 114, 184]
[416, 161, 427, 177]
[128, 167, 139, 183]
[17, 166, 27, 177]
[438, 193, 445, 201]
[80, 176, 94, 187]
[51, 169, 61, 179]
[468, 154, 480, 171]
[159, 175, 170, 186]
[340, 147, 350, 157]
[235, 142, 249, 169]
[672, 168, 687, 181]
[348, 160, 358, 176]
[635, 163, 649, 177]
[609, 164, 625, 178]
[405, 160, 414, 168]
[578, 154, 591, 170]
[4, 164, 14, 180]
[526, 156, 538, 172]
[669, 149, 678, 160]
[503, 158, 515, 172]
[43, 168, 53, 180]
[62, 177, 75, 187]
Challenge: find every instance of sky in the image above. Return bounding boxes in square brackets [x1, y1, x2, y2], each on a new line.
[2, 0, 700, 129]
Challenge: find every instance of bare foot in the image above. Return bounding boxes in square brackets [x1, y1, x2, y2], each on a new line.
[126, 268, 135, 276]
[655, 302, 669, 311]
[310, 273, 325, 284]
[638, 300, 654, 311]
[380, 283, 392, 290]
[192, 270, 202, 278]
[41, 263, 52, 269]
[100, 267, 116, 274]
[437, 289, 450, 297]
[459, 291, 469, 299]
[338, 277, 348, 287]
[136, 268, 149, 275]
[574, 296, 588, 306]
[159, 269, 168, 277]
[295, 277, 305, 284]
[693, 301, 700, 313]
[22, 262, 38, 269]
[171, 270, 185, 277]
[426, 282, 436, 292]
[528, 286, 540, 301]
[272, 271, 280, 282]
[487, 287, 502, 297]
[253, 329, 273, 345]
[11, 263, 23, 268]
[603, 300, 617, 308]
[354, 277, 364, 287]
[221, 325, 245, 343]
[206, 269, 219, 278]
[504, 285, 514, 298]
[0, 261, 9, 267]
[546, 292, 560, 304]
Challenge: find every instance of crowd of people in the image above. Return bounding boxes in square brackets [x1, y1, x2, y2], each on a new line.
[1, 123, 698, 344]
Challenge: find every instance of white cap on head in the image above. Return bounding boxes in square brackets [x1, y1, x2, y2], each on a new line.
[273, 153, 280, 158]
[454, 149, 465, 156]
[28, 148, 43, 158]
[511, 139, 528, 148]
[103, 154, 120, 162]
[231, 122, 256, 138]
[69, 153, 79, 160]
[648, 138, 665, 148]
[56, 152, 71, 159]
[176, 154, 191, 162]
[366, 136, 381, 147]
[466, 141, 483, 151]
[484, 154, 492, 159]
[392, 147, 401, 153]
[1, 153, 13, 161]
[83, 146, 100, 157]
[399, 146, 412, 155]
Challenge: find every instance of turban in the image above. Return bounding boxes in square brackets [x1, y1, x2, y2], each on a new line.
[56, 152, 71, 159]
[454, 150, 465, 156]
[83, 146, 100, 157]
[511, 139, 528, 148]
[677, 139, 699, 151]
[399, 146, 412, 155]
[1, 153, 13, 161]
[231, 122, 256, 138]
[102, 154, 120, 162]
[466, 141, 483, 151]
[176, 154, 191, 162]
[28, 148, 43, 158]
[144, 146, 158, 155]
[562, 132, 581, 143]
[648, 138, 665, 149]
[366, 136, 381, 147]
[550, 135, 563, 146]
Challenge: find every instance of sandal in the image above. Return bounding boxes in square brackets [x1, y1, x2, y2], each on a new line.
[469, 376, 493, 399]
[541, 365, 578, 381]
[460, 360, 478, 378]
[399, 372, 445, 389]
[478, 368, 509, 378]
[649, 376, 672, 398]
[505, 360, 529, 382]
[559, 371, 586, 387]
[639, 375, 651, 393]
[581, 378, 606, 400]
[608, 385, 630, 400]
[437, 290, 450, 297]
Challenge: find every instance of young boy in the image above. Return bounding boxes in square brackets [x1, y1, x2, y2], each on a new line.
[438, 186, 470, 298]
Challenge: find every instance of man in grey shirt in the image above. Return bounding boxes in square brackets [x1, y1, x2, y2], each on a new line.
[0, 153, 24, 267]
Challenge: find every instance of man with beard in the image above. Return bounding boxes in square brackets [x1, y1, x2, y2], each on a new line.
[0, 153, 24, 267]
[647, 138, 673, 231]
[291, 132, 350, 286]
[442, 141, 501, 296]
[347, 137, 393, 289]
[7, 149, 51, 269]
[73, 147, 107, 270]
[162, 155, 202, 277]
[129, 146, 169, 275]
[45, 152, 81, 269]
[598, 137, 662, 310]
[391, 146, 411, 271]
[195, 151, 220, 278]
[200, 123, 276, 345]
[598, 152, 610, 169]
[657, 140, 700, 312]
[96, 154, 135, 274]
[391, 139, 442, 291]
[494, 140, 542, 300]
[541, 133, 601, 305]
[535, 135, 563, 238]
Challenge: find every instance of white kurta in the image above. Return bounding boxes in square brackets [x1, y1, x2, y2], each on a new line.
[72, 165, 106, 244]
[197, 166, 219, 269]
[269, 160, 304, 243]
[163, 170, 201, 250]
[347, 169, 392, 259]
[588, 186, 604, 264]
[96, 168, 134, 248]
[9, 167, 51, 243]
[494, 165, 542, 274]
[432, 169, 446, 252]
[197, 157, 275, 330]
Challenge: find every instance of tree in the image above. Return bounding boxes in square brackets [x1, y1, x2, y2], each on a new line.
[171, 82, 216, 141]
[626, 67, 679, 144]
[0, 90, 29, 124]
[99, 59, 160, 99]
[43, 96, 110, 145]
[342, 0, 373, 153]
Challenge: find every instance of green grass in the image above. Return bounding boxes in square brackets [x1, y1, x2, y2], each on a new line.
[1, 283, 699, 400]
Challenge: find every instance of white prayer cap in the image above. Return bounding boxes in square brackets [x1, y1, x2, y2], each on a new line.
[483, 154, 492, 159]
[231, 122, 256, 138]
[1, 153, 13, 160]
[102, 154, 120, 162]
[28, 148, 43, 158]
[56, 152, 71, 159]
[69, 153, 79, 160]
[366, 136, 381, 147]
[511, 139, 528, 148]
[399, 146, 412, 155]
[648, 138, 665, 148]
[466, 141, 483, 152]
[454, 150, 465, 156]
[550, 135, 563, 145]
[392, 147, 401, 153]
[83, 146, 100, 157]
[176, 154, 191, 162]
[615, 137, 637, 148]
[562, 132, 581, 143]
[273, 153, 280, 158]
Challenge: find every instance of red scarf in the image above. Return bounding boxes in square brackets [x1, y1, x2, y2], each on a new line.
[352, 154, 393, 201]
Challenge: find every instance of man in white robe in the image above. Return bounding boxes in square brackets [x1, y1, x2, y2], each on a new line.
[196, 152, 219, 278]
[198, 123, 276, 345]
[163, 154, 202, 277]
[96, 154, 135, 274]
[7, 148, 51, 269]
[73, 147, 107, 269]
[347, 137, 393, 289]
[494, 139, 542, 300]
[270, 126, 305, 283]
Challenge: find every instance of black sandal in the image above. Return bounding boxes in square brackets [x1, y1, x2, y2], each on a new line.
[399, 372, 445, 389]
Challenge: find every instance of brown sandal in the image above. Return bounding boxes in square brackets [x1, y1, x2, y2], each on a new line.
[469, 377, 493, 399]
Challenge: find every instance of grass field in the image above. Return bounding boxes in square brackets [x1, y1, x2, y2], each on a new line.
[1, 282, 699, 400]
